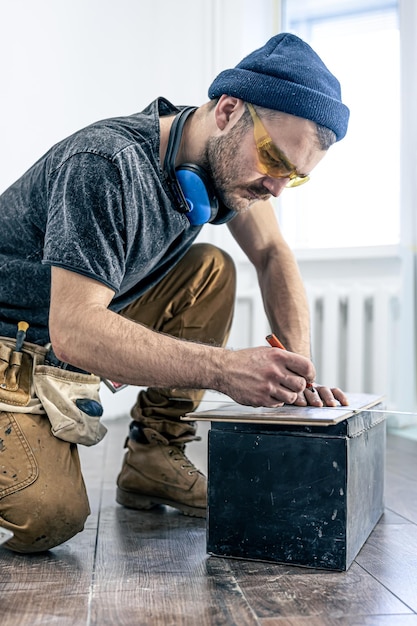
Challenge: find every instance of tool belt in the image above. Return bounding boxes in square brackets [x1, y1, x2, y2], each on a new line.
[0, 336, 107, 446]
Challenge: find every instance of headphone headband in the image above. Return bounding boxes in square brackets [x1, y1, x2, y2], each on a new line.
[163, 107, 198, 215]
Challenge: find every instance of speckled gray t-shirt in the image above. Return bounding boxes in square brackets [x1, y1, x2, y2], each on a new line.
[0, 98, 204, 344]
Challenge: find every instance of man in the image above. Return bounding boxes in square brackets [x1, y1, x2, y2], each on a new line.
[0, 33, 349, 553]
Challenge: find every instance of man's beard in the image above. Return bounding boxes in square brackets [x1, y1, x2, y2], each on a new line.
[200, 121, 270, 213]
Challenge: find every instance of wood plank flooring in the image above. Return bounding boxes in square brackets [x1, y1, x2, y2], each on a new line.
[1, 417, 417, 626]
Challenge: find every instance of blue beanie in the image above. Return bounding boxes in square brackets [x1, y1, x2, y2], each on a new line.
[208, 32, 349, 141]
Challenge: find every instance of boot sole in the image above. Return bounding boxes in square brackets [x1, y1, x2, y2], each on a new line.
[116, 487, 206, 519]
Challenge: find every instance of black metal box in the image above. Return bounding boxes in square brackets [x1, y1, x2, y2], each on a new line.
[206, 397, 385, 571]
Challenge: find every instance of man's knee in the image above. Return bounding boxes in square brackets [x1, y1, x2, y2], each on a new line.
[188, 243, 236, 289]
[120, 242, 236, 344]
[2, 486, 90, 553]
[0, 411, 90, 554]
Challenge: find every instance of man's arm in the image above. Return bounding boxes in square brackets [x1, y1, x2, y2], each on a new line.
[228, 199, 310, 356]
[228, 199, 348, 406]
[49, 266, 316, 407]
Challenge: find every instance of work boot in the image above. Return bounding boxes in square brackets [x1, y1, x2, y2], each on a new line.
[116, 423, 207, 518]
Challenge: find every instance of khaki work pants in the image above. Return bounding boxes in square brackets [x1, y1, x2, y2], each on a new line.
[0, 243, 236, 553]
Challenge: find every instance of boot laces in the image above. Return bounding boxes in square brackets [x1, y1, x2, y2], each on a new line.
[168, 446, 199, 475]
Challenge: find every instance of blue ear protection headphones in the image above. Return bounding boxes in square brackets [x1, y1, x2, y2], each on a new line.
[163, 106, 236, 226]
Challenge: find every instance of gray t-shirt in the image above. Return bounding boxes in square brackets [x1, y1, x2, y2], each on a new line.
[0, 98, 209, 345]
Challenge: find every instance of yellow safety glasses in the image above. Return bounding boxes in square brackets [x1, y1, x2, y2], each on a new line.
[247, 103, 310, 188]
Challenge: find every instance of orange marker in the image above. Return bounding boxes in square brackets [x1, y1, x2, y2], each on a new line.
[266, 333, 315, 392]
[266, 333, 286, 350]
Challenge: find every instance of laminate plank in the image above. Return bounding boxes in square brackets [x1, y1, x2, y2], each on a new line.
[89, 566, 260, 626]
[356, 523, 417, 612]
[260, 615, 417, 626]
[0, 529, 96, 626]
[387, 433, 417, 456]
[385, 472, 417, 524]
[90, 500, 259, 626]
[0, 529, 95, 586]
[227, 559, 412, 620]
[0, 590, 89, 626]
[379, 509, 412, 524]
[386, 434, 417, 480]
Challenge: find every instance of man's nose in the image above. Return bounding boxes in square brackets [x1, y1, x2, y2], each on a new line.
[262, 177, 288, 197]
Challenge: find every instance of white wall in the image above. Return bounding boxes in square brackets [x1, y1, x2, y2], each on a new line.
[0, 0, 277, 192]
[0, 0, 204, 190]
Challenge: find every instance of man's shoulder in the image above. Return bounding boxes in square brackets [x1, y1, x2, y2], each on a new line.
[50, 98, 175, 168]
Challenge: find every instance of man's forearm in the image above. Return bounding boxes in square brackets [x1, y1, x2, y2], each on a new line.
[51, 305, 225, 389]
[51, 302, 318, 408]
[49, 265, 316, 407]
[258, 251, 311, 358]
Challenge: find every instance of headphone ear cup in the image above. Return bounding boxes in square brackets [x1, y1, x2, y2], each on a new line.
[164, 107, 235, 225]
[176, 165, 219, 226]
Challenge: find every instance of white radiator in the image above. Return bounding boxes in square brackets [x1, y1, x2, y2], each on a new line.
[307, 282, 400, 396]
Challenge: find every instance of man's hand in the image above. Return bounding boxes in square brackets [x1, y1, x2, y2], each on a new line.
[294, 384, 349, 408]
[218, 347, 349, 408]
[218, 346, 316, 407]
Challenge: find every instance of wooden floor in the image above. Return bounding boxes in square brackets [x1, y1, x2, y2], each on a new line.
[1, 417, 417, 626]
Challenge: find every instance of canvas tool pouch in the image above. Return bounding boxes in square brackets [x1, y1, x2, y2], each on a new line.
[0, 337, 107, 446]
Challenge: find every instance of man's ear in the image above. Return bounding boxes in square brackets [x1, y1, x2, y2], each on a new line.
[214, 96, 245, 131]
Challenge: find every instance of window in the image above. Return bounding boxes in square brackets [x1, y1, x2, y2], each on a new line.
[280, 0, 400, 249]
